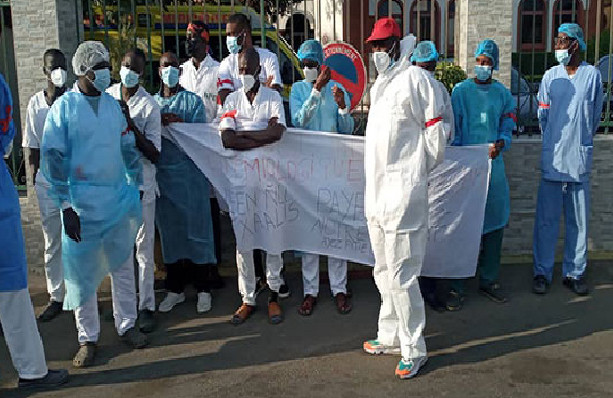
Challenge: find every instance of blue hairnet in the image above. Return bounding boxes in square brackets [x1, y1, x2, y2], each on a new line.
[411, 41, 439, 63]
[474, 39, 499, 70]
[297, 40, 324, 65]
[558, 23, 586, 51]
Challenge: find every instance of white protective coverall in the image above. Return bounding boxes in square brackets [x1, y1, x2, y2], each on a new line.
[364, 36, 446, 361]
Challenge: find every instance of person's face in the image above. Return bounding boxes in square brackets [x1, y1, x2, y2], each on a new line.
[226, 22, 244, 39]
[554, 32, 577, 52]
[238, 54, 259, 76]
[122, 52, 145, 76]
[159, 55, 179, 69]
[476, 55, 494, 67]
[84, 60, 110, 80]
[43, 53, 67, 77]
[300, 59, 319, 70]
[417, 60, 437, 72]
[187, 29, 208, 57]
[370, 37, 399, 60]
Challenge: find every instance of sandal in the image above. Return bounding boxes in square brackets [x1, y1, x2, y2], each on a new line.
[268, 301, 284, 325]
[335, 293, 352, 314]
[73, 342, 97, 368]
[231, 303, 255, 325]
[298, 295, 317, 316]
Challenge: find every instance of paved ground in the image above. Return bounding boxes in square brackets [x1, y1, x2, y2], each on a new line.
[1, 258, 612, 398]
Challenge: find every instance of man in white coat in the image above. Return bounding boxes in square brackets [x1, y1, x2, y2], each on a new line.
[361, 19, 446, 380]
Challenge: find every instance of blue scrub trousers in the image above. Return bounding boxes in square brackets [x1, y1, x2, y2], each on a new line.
[533, 179, 590, 281]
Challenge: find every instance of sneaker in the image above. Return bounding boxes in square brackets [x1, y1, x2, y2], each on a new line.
[479, 283, 508, 303]
[363, 339, 401, 355]
[197, 292, 212, 313]
[532, 275, 549, 295]
[158, 292, 185, 313]
[121, 327, 149, 349]
[138, 310, 156, 333]
[395, 356, 428, 379]
[18, 369, 69, 390]
[446, 290, 464, 311]
[37, 300, 64, 322]
[278, 283, 291, 299]
[72, 342, 96, 368]
[563, 277, 589, 296]
[231, 303, 255, 325]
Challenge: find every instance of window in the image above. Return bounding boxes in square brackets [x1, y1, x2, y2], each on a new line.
[410, 0, 440, 46]
[377, 0, 403, 33]
[552, 0, 584, 42]
[518, 0, 546, 50]
[446, 0, 455, 56]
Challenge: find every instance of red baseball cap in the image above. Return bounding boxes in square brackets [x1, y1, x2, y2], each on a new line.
[366, 18, 401, 42]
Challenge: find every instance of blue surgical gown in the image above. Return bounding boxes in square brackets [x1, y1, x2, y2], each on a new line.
[41, 91, 142, 309]
[154, 90, 216, 265]
[451, 78, 516, 234]
[0, 73, 28, 292]
[537, 62, 604, 182]
[290, 80, 354, 134]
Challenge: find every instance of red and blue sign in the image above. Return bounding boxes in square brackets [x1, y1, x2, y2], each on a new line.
[323, 42, 367, 111]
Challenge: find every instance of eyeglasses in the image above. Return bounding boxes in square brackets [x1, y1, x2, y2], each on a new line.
[554, 37, 576, 46]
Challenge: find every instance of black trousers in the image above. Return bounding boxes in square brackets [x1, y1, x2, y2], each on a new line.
[166, 260, 211, 293]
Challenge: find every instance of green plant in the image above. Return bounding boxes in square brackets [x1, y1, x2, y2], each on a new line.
[108, 18, 138, 81]
[435, 62, 467, 94]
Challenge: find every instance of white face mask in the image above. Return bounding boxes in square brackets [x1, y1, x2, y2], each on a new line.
[50, 68, 67, 87]
[240, 73, 256, 93]
[303, 67, 318, 83]
[373, 42, 396, 74]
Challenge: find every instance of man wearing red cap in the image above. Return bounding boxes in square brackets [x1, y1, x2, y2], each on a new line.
[361, 18, 446, 379]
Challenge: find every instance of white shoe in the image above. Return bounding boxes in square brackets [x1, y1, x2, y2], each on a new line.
[197, 292, 212, 313]
[158, 292, 185, 313]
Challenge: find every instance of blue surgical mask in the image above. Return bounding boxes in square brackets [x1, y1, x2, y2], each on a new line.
[161, 66, 180, 88]
[555, 49, 571, 66]
[88, 68, 111, 92]
[474, 65, 493, 81]
[226, 34, 243, 55]
[120, 66, 140, 88]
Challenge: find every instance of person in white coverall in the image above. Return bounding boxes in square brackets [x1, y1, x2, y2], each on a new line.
[361, 18, 446, 380]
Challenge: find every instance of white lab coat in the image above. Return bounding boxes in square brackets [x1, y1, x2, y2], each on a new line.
[180, 55, 220, 123]
[107, 83, 161, 312]
[364, 39, 446, 361]
[22, 90, 65, 303]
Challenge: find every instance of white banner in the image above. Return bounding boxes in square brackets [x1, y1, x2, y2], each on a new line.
[167, 124, 490, 278]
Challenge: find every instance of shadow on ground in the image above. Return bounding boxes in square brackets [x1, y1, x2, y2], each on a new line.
[1, 256, 612, 397]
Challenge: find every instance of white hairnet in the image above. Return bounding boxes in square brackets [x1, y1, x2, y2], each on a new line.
[72, 41, 110, 76]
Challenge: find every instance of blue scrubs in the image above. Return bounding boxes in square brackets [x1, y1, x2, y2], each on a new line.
[533, 62, 603, 281]
[451, 78, 515, 234]
[154, 90, 216, 265]
[0, 73, 28, 292]
[450, 78, 515, 292]
[290, 79, 354, 134]
[41, 91, 142, 309]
